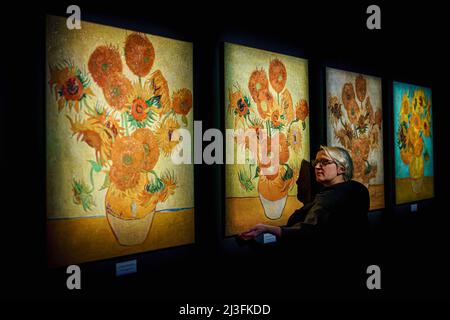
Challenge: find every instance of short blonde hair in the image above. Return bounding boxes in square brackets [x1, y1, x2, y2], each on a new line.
[319, 145, 354, 181]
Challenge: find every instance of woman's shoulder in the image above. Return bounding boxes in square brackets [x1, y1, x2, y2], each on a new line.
[317, 180, 369, 207]
[337, 180, 370, 210]
[345, 180, 369, 191]
[325, 179, 364, 190]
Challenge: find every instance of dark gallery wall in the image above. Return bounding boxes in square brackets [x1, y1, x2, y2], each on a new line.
[0, 1, 448, 301]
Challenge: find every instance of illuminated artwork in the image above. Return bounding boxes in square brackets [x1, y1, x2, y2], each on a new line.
[326, 67, 384, 210]
[393, 81, 434, 204]
[224, 43, 310, 236]
[46, 16, 194, 266]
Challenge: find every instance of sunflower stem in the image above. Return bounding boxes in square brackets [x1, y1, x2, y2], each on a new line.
[266, 120, 271, 137]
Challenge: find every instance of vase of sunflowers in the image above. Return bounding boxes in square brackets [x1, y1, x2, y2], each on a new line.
[103, 130, 176, 246]
[49, 31, 192, 246]
[228, 57, 307, 220]
[105, 172, 156, 246]
[257, 165, 295, 220]
[105, 168, 176, 246]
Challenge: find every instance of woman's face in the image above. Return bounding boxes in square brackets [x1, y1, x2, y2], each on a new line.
[313, 150, 345, 186]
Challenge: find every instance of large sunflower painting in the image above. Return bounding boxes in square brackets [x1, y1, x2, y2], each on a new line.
[224, 43, 310, 236]
[326, 67, 385, 210]
[393, 82, 434, 204]
[46, 16, 194, 267]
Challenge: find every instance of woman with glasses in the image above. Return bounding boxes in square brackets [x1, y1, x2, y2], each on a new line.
[239, 145, 370, 242]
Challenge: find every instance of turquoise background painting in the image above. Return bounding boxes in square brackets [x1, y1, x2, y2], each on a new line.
[393, 81, 433, 179]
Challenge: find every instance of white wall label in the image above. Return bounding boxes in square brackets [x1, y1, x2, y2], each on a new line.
[263, 233, 277, 244]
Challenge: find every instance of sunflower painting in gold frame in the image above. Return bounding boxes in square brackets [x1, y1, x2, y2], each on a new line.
[394, 82, 434, 204]
[46, 16, 194, 267]
[224, 43, 310, 236]
[326, 67, 385, 210]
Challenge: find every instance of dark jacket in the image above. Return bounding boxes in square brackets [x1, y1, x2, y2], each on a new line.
[278, 172, 371, 294]
[280, 180, 370, 243]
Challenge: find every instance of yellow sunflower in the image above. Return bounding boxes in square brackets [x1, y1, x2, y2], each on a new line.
[66, 114, 114, 165]
[146, 70, 171, 115]
[228, 84, 250, 114]
[269, 59, 287, 94]
[131, 128, 160, 171]
[48, 63, 94, 113]
[270, 108, 282, 128]
[248, 68, 269, 104]
[256, 89, 274, 120]
[126, 81, 155, 128]
[124, 33, 155, 78]
[413, 89, 426, 115]
[365, 96, 375, 125]
[109, 165, 141, 191]
[155, 117, 181, 156]
[400, 147, 413, 165]
[342, 83, 356, 110]
[351, 136, 370, 163]
[158, 171, 178, 203]
[172, 88, 193, 116]
[85, 104, 124, 140]
[258, 165, 296, 201]
[328, 95, 342, 125]
[295, 99, 309, 122]
[346, 99, 361, 125]
[111, 136, 145, 174]
[106, 171, 152, 218]
[410, 113, 422, 134]
[102, 72, 133, 111]
[355, 74, 367, 103]
[400, 93, 410, 124]
[281, 89, 294, 123]
[88, 45, 123, 87]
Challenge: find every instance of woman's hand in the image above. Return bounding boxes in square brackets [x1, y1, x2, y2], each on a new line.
[239, 224, 281, 240]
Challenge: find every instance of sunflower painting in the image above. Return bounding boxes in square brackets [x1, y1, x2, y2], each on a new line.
[393, 82, 434, 204]
[326, 67, 384, 210]
[46, 16, 194, 267]
[224, 43, 310, 236]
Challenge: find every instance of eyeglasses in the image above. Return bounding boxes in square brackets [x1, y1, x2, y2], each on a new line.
[312, 158, 336, 168]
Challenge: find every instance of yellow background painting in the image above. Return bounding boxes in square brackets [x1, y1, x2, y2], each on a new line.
[224, 43, 310, 236]
[46, 16, 194, 267]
